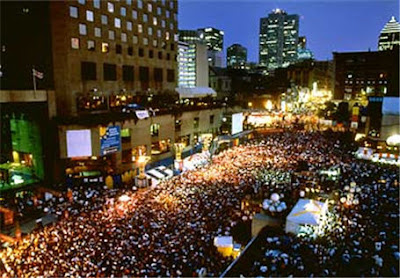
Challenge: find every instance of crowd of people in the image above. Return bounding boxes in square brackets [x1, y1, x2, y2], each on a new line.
[0, 130, 398, 277]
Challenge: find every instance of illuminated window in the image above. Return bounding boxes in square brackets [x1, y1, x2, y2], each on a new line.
[94, 27, 101, 37]
[78, 0, 85, 4]
[153, 39, 157, 47]
[126, 0, 131, 5]
[153, 17, 157, 26]
[109, 30, 115, 40]
[69, 6, 78, 18]
[143, 37, 148, 45]
[133, 35, 138, 44]
[138, 24, 143, 33]
[147, 3, 152, 12]
[143, 14, 148, 22]
[121, 33, 127, 42]
[157, 7, 161, 15]
[86, 10, 94, 22]
[161, 20, 165, 28]
[120, 7, 126, 16]
[101, 15, 108, 25]
[170, 1, 174, 9]
[79, 23, 87, 35]
[148, 27, 152, 35]
[165, 32, 170, 40]
[94, 0, 100, 9]
[132, 10, 137, 19]
[127, 21, 132, 30]
[71, 38, 79, 49]
[87, 40, 95, 51]
[157, 29, 161, 38]
[137, 0, 143, 9]
[115, 17, 121, 28]
[107, 2, 114, 13]
[170, 23, 174, 30]
[102, 42, 109, 53]
[166, 10, 170, 18]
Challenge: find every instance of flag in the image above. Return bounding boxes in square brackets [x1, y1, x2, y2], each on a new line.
[32, 68, 44, 79]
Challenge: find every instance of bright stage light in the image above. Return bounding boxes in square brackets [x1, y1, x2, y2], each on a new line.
[119, 194, 130, 202]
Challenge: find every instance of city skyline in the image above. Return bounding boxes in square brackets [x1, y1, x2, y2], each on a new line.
[178, 0, 399, 62]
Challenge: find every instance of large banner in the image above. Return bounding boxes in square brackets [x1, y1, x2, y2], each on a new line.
[100, 126, 121, 155]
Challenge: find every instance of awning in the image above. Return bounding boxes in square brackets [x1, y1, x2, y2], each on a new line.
[176, 87, 217, 98]
[146, 166, 173, 181]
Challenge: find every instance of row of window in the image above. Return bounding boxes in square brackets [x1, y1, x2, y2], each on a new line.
[71, 37, 174, 57]
[77, 0, 176, 13]
[76, 22, 174, 42]
[70, 7, 176, 30]
[81, 62, 175, 82]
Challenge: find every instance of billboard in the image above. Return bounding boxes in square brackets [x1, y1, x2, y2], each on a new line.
[100, 126, 121, 155]
[66, 129, 92, 158]
[232, 113, 244, 135]
[382, 97, 400, 115]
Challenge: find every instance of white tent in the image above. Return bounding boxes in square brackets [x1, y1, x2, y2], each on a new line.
[146, 166, 174, 186]
[176, 87, 217, 98]
[285, 199, 328, 234]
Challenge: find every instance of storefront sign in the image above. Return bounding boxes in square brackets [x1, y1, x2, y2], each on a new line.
[135, 110, 150, 119]
[100, 126, 121, 155]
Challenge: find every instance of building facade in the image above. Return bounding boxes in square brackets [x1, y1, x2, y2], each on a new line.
[259, 9, 299, 70]
[227, 44, 247, 69]
[378, 16, 400, 51]
[333, 49, 399, 100]
[197, 27, 224, 67]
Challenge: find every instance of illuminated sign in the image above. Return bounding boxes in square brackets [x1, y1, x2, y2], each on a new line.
[100, 126, 121, 155]
[66, 129, 92, 158]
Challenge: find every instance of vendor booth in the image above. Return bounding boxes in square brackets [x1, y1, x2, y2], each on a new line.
[285, 199, 328, 235]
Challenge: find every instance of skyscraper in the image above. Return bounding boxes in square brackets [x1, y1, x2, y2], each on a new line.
[297, 36, 313, 61]
[197, 27, 224, 67]
[227, 44, 247, 69]
[378, 16, 400, 51]
[259, 9, 299, 70]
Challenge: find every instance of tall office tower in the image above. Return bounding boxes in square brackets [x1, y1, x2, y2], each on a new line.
[297, 36, 313, 61]
[178, 29, 203, 44]
[197, 27, 224, 67]
[378, 16, 400, 51]
[177, 41, 208, 88]
[2, 0, 179, 117]
[227, 44, 247, 69]
[259, 9, 299, 70]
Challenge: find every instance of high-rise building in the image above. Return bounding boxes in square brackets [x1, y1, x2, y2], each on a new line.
[297, 36, 313, 61]
[227, 44, 247, 69]
[2, 0, 179, 117]
[177, 41, 209, 88]
[259, 9, 299, 70]
[378, 16, 400, 51]
[197, 27, 224, 67]
[178, 29, 203, 45]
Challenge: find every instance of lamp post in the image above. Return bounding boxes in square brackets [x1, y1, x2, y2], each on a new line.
[174, 142, 185, 172]
[135, 155, 150, 187]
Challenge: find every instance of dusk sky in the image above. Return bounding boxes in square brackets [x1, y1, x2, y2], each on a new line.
[178, 0, 399, 63]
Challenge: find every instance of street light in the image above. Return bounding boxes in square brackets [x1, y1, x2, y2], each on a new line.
[137, 155, 150, 179]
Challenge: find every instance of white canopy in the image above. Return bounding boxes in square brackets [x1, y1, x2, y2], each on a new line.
[176, 87, 217, 98]
[146, 166, 174, 186]
[285, 199, 328, 234]
[214, 236, 233, 248]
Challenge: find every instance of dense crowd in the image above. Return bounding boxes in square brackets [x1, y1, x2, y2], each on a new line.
[0, 130, 398, 277]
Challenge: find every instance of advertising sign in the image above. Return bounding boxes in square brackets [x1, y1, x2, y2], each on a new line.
[66, 129, 92, 158]
[100, 126, 121, 155]
[232, 113, 244, 135]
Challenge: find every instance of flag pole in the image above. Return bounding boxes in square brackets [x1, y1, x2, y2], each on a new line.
[32, 66, 37, 99]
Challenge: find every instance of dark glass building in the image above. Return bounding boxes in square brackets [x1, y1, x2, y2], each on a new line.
[227, 44, 247, 69]
[259, 9, 299, 70]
